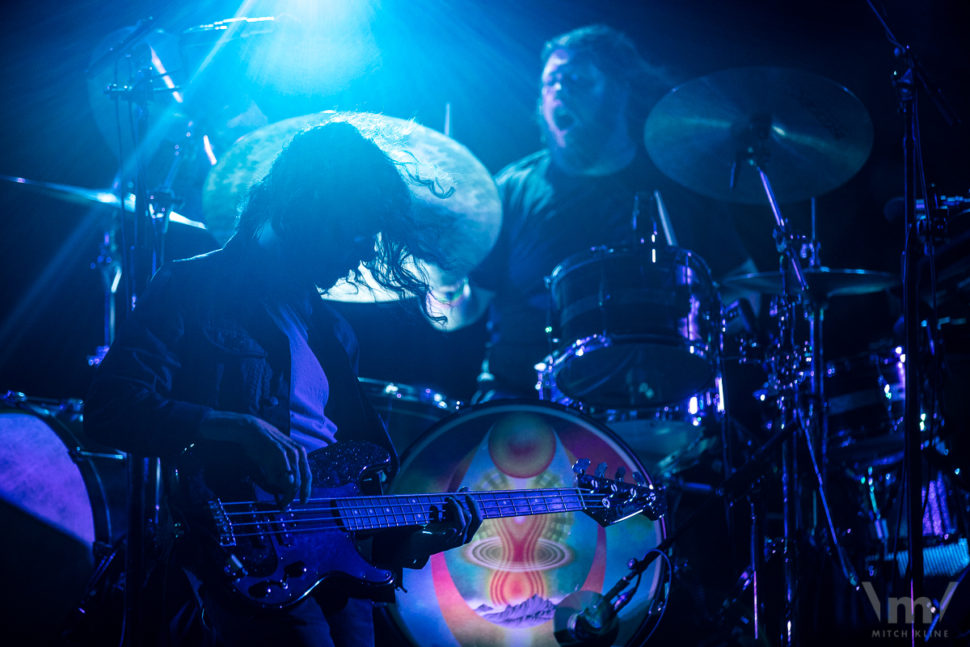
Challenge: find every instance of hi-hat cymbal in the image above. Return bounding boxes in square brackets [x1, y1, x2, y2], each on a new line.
[0, 174, 206, 229]
[202, 111, 501, 303]
[644, 67, 874, 204]
[722, 267, 897, 299]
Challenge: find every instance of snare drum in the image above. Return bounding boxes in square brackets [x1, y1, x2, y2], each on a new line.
[385, 400, 667, 647]
[359, 378, 459, 451]
[545, 243, 721, 410]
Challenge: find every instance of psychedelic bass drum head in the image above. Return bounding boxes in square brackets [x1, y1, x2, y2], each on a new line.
[386, 399, 668, 647]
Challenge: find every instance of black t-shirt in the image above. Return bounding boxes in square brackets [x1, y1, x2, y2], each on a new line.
[472, 148, 750, 393]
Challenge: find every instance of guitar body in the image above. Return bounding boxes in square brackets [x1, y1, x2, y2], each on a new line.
[174, 441, 397, 610]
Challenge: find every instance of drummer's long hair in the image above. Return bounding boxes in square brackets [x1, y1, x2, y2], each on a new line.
[236, 120, 450, 319]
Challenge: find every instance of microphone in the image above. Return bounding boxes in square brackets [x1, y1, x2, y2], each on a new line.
[553, 591, 619, 647]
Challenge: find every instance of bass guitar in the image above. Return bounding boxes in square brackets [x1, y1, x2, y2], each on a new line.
[175, 440, 665, 610]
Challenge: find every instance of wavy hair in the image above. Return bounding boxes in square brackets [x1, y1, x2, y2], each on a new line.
[236, 120, 449, 318]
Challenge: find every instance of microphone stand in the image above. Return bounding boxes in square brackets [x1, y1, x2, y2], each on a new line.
[589, 420, 795, 646]
[864, 4, 960, 640]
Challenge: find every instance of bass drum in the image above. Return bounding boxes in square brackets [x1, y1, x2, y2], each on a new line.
[385, 400, 667, 647]
[0, 395, 126, 643]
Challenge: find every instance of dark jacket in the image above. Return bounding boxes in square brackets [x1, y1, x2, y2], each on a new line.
[84, 238, 397, 471]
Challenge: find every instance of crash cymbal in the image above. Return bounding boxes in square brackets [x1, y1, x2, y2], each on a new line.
[0, 174, 207, 229]
[202, 111, 501, 303]
[644, 67, 873, 204]
[721, 267, 897, 298]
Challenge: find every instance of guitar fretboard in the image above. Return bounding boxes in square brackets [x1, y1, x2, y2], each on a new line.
[335, 489, 587, 532]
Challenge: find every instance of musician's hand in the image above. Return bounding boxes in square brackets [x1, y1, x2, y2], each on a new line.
[198, 410, 311, 505]
[392, 492, 482, 569]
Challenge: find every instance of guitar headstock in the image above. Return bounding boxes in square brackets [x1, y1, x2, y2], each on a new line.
[572, 459, 666, 526]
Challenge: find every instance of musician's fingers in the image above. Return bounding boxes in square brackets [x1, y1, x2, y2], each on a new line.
[443, 496, 474, 547]
[297, 445, 312, 504]
[281, 441, 305, 506]
[463, 493, 483, 541]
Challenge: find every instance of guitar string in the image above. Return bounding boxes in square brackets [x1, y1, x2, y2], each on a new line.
[218, 493, 622, 518]
[225, 504, 620, 538]
[223, 502, 606, 529]
[221, 495, 612, 523]
[220, 488, 624, 507]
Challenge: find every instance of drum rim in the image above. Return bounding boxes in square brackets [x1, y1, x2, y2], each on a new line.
[547, 241, 716, 288]
[539, 333, 717, 409]
[399, 397, 659, 477]
[390, 397, 669, 646]
[357, 377, 459, 410]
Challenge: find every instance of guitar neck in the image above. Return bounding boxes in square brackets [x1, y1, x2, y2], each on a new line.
[336, 489, 589, 532]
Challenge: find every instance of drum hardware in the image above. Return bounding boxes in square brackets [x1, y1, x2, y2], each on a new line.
[644, 66, 886, 644]
[744, 210, 863, 646]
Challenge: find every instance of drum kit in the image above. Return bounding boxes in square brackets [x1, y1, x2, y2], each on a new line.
[2, 13, 968, 647]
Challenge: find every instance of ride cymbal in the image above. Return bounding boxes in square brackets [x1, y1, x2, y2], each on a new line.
[644, 66, 873, 204]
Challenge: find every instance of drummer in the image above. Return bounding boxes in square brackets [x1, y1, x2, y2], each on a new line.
[428, 24, 758, 401]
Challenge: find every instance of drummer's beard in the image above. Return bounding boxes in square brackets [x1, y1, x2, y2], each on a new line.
[539, 96, 633, 175]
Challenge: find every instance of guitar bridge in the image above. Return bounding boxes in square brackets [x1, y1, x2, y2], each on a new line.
[208, 499, 237, 548]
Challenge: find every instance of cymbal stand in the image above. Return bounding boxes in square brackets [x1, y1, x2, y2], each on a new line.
[744, 147, 858, 644]
[102, 42, 178, 647]
[87, 226, 121, 367]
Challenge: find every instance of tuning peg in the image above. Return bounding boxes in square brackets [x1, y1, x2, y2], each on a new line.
[632, 472, 647, 486]
[595, 462, 608, 478]
[614, 466, 626, 481]
[572, 459, 591, 476]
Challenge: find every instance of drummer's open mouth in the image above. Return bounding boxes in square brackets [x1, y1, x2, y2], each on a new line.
[553, 106, 577, 132]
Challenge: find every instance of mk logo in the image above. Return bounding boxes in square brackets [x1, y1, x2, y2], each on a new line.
[861, 581, 957, 624]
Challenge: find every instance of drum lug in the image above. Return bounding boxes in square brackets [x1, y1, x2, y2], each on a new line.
[70, 447, 127, 462]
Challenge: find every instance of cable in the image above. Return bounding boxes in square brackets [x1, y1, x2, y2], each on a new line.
[632, 548, 672, 645]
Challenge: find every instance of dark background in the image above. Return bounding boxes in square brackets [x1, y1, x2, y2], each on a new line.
[1, 0, 969, 405]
